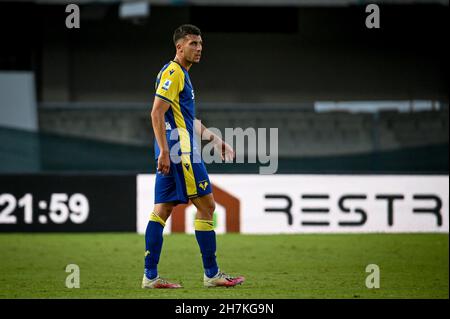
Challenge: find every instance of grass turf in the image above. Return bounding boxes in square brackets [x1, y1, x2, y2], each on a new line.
[0, 233, 448, 299]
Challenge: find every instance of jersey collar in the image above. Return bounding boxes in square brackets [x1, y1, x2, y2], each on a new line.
[171, 60, 188, 73]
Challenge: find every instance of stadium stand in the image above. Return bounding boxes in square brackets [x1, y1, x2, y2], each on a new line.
[38, 106, 449, 158]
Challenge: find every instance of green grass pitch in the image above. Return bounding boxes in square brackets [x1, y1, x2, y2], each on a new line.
[0, 233, 448, 299]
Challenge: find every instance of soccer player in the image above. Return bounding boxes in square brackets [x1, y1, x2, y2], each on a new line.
[142, 24, 245, 289]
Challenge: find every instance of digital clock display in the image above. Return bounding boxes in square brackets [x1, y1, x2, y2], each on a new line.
[0, 193, 90, 225]
[0, 174, 137, 232]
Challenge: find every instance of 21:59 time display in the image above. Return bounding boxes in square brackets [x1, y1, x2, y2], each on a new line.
[0, 193, 90, 224]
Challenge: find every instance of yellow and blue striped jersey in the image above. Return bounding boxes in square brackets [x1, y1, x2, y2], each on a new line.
[154, 60, 196, 160]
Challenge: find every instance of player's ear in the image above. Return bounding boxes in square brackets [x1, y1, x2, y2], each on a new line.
[175, 39, 183, 52]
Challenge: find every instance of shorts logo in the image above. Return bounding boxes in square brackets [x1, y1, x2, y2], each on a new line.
[184, 163, 190, 171]
[198, 181, 209, 191]
[162, 79, 172, 91]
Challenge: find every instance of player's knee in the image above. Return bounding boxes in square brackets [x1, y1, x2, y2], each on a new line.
[161, 208, 173, 220]
[197, 203, 215, 220]
[205, 201, 216, 217]
[154, 205, 173, 221]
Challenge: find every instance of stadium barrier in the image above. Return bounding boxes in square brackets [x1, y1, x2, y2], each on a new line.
[1, 174, 448, 233]
[137, 174, 449, 234]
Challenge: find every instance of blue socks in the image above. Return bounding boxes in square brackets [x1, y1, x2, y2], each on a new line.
[144, 212, 166, 280]
[195, 219, 219, 278]
[144, 214, 219, 280]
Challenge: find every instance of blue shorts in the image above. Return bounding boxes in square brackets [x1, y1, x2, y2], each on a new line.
[154, 156, 212, 205]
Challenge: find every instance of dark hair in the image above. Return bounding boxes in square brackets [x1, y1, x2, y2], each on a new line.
[173, 24, 202, 45]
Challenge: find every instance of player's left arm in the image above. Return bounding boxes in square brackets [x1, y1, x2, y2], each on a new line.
[194, 118, 235, 161]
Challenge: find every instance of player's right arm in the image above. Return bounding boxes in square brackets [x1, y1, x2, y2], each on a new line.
[151, 97, 171, 175]
[152, 65, 184, 175]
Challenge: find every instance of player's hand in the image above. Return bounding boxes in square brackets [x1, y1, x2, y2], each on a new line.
[220, 142, 235, 162]
[157, 151, 171, 175]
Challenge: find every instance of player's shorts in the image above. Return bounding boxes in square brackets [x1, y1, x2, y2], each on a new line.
[154, 155, 212, 205]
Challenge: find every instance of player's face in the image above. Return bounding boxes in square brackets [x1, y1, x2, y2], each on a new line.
[180, 34, 203, 64]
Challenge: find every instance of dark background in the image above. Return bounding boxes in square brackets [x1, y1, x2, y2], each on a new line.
[0, 1, 448, 174]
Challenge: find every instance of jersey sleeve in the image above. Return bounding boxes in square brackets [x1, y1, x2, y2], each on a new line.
[155, 67, 184, 105]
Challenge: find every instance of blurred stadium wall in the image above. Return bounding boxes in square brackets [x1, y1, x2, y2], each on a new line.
[0, 0, 448, 174]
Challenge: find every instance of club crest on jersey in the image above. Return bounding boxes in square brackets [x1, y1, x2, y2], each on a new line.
[162, 79, 172, 91]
